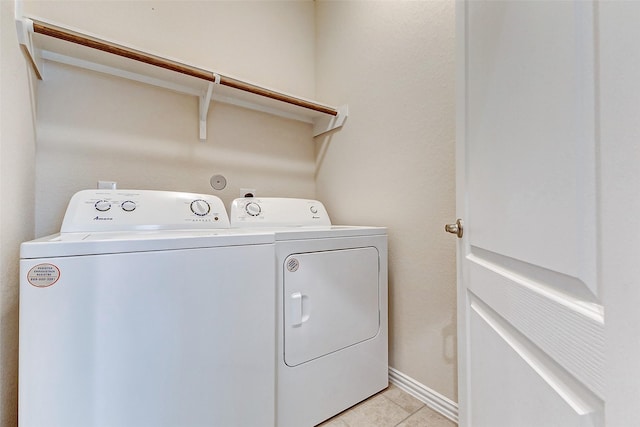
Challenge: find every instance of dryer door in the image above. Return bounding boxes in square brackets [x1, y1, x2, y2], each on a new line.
[283, 247, 380, 367]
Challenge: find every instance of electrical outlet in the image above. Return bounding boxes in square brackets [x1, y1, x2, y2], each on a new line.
[240, 188, 256, 198]
[97, 181, 117, 189]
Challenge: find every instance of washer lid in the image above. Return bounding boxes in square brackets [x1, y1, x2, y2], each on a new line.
[20, 229, 275, 259]
[272, 225, 386, 240]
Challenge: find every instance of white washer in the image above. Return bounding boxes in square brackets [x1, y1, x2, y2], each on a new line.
[231, 198, 388, 427]
[19, 189, 277, 427]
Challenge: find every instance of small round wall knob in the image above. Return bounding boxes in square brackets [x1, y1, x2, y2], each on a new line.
[210, 174, 227, 190]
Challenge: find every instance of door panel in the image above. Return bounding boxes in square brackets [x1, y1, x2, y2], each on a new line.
[283, 247, 380, 367]
[457, 1, 604, 425]
[469, 305, 603, 427]
[466, 0, 598, 296]
[468, 255, 604, 397]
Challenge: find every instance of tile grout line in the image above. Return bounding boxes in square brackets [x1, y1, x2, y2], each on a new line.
[318, 385, 431, 426]
[379, 393, 426, 427]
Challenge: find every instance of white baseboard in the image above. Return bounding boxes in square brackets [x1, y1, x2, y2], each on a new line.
[388, 367, 459, 424]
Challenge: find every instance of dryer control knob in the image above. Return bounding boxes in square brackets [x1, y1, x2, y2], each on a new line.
[245, 202, 262, 217]
[95, 200, 111, 212]
[190, 199, 210, 216]
[121, 200, 137, 212]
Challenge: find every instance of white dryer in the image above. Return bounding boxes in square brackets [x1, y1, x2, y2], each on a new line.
[19, 189, 277, 427]
[230, 198, 388, 427]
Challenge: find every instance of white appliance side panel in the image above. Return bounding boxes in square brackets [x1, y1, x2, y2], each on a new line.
[19, 244, 275, 427]
[283, 247, 380, 367]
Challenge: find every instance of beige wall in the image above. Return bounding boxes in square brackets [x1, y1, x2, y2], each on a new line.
[0, 1, 38, 426]
[24, 0, 316, 97]
[23, 0, 318, 236]
[35, 63, 316, 235]
[315, 1, 457, 400]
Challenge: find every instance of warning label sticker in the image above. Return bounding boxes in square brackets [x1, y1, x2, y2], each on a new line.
[27, 264, 60, 288]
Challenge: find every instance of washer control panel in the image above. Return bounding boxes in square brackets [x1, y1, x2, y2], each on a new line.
[230, 198, 331, 227]
[61, 189, 230, 232]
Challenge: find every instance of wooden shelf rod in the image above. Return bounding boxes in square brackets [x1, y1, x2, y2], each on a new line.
[30, 19, 339, 117]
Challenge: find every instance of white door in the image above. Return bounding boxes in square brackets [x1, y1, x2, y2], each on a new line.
[455, 1, 607, 425]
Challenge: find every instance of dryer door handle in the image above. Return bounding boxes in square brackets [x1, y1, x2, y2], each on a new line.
[290, 292, 310, 327]
[291, 292, 303, 327]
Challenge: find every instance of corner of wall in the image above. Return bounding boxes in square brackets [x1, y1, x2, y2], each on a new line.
[1, 1, 37, 426]
[314, 1, 457, 402]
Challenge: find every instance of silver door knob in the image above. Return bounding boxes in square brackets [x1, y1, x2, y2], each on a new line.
[445, 219, 463, 238]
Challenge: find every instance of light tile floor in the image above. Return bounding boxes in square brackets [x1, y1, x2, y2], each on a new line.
[317, 384, 457, 427]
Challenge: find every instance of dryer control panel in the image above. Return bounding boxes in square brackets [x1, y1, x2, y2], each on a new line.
[61, 189, 230, 232]
[230, 198, 331, 227]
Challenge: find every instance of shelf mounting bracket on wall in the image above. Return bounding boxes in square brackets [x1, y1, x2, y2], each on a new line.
[15, 18, 42, 79]
[14, 15, 349, 141]
[313, 105, 348, 137]
[199, 79, 217, 141]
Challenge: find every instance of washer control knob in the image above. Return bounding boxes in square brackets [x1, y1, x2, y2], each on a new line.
[121, 200, 137, 212]
[245, 202, 262, 217]
[95, 200, 111, 212]
[310, 205, 318, 214]
[190, 199, 210, 216]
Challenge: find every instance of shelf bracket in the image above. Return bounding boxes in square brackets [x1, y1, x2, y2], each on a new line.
[16, 14, 348, 140]
[313, 105, 348, 137]
[15, 18, 43, 80]
[199, 78, 217, 141]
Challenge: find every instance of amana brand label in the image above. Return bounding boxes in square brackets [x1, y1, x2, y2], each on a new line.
[27, 263, 60, 288]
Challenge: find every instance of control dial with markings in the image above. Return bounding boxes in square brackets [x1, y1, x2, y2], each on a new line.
[121, 200, 137, 212]
[190, 199, 211, 216]
[245, 202, 262, 217]
[94, 200, 111, 212]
